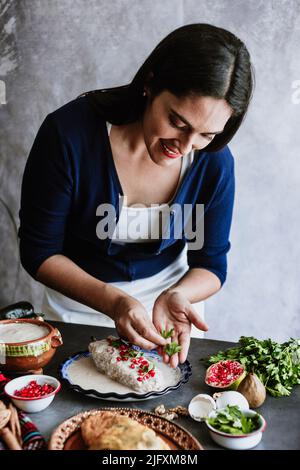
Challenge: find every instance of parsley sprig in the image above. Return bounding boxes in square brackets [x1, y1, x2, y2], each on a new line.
[164, 342, 182, 356]
[161, 328, 182, 357]
[202, 336, 300, 397]
[161, 328, 175, 339]
[207, 405, 261, 435]
[110, 338, 124, 349]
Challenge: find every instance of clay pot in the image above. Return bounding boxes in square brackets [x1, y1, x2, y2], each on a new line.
[0, 319, 63, 373]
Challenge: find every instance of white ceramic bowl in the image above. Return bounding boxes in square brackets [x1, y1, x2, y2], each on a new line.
[4, 374, 61, 413]
[205, 408, 267, 450]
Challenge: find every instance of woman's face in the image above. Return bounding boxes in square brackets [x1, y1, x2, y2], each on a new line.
[141, 90, 233, 166]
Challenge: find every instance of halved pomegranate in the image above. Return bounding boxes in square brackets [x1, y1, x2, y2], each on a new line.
[205, 360, 246, 390]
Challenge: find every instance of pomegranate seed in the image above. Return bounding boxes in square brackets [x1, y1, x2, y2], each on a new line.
[207, 360, 244, 387]
[14, 380, 55, 398]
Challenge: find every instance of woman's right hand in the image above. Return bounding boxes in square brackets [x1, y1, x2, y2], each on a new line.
[113, 295, 169, 351]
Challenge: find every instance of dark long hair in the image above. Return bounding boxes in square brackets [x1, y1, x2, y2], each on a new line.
[79, 23, 255, 152]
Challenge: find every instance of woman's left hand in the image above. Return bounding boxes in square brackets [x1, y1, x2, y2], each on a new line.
[152, 290, 208, 368]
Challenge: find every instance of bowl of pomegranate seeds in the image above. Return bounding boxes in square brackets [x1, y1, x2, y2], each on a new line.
[4, 374, 61, 413]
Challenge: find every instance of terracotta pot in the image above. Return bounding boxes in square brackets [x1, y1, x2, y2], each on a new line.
[0, 318, 63, 373]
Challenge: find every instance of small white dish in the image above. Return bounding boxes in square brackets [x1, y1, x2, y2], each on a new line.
[4, 374, 61, 413]
[205, 408, 267, 450]
[213, 391, 249, 411]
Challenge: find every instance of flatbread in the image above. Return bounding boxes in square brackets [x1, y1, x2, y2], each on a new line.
[81, 412, 170, 450]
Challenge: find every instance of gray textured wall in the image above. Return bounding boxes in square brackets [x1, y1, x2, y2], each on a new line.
[1, 0, 300, 342]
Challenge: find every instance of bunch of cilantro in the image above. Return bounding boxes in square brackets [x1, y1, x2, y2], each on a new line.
[207, 405, 260, 435]
[203, 336, 300, 397]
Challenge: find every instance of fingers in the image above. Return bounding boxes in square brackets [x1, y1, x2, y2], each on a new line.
[152, 317, 172, 340]
[157, 346, 171, 367]
[178, 331, 190, 364]
[163, 329, 191, 368]
[152, 316, 173, 358]
[163, 350, 170, 364]
[186, 305, 209, 331]
[168, 331, 179, 369]
[143, 325, 170, 348]
[118, 318, 169, 350]
[155, 319, 173, 364]
[169, 352, 179, 368]
[155, 320, 181, 368]
[137, 308, 171, 347]
[119, 324, 157, 350]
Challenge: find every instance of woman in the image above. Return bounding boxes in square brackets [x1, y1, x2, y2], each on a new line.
[18, 24, 254, 368]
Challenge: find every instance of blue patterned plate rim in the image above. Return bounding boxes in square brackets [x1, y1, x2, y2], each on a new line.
[58, 350, 192, 400]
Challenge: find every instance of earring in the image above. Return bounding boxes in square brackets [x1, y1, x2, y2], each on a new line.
[143, 90, 147, 97]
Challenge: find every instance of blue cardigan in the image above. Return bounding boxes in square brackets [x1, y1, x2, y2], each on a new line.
[18, 96, 235, 286]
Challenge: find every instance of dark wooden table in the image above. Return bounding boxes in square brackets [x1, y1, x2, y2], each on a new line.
[33, 321, 300, 450]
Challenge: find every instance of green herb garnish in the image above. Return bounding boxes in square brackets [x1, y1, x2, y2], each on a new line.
[164, 342, 182, 357]
[161, 328, 174, 339]
[110, 339, 123, 349]
[207, 405, 260, 435]
[201, 336, 300, 397]
[160, 328, 182, 357]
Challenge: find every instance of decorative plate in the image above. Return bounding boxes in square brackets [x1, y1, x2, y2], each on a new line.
[48, 407, 203, 450]
[59, 350, 192, 402]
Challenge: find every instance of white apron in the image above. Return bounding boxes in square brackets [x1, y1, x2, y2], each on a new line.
[42, 244, 205, 338]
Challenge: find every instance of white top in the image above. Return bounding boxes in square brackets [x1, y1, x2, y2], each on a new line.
[106, 122, 194, 244]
